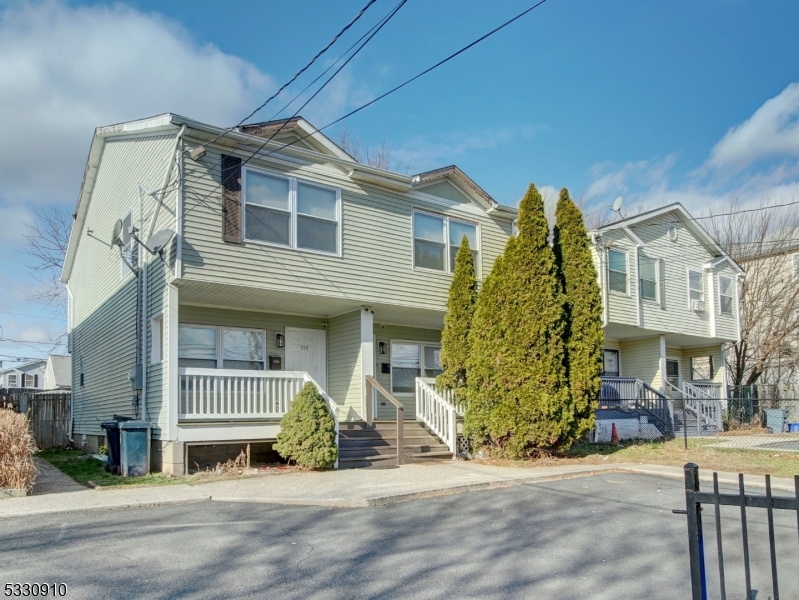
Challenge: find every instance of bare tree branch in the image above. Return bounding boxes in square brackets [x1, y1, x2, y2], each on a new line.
[336, 123, 410, 174]
[22, 205, 72, 319]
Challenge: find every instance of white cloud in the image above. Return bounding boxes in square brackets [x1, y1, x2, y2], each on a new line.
[706, 82, 799, 171]
[0, 1, 277, 206]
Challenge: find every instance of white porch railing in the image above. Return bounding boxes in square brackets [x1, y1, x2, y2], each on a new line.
[416, 378, 458, 455]
[178, 367, 340, 467]
[688, 382, 722, 399]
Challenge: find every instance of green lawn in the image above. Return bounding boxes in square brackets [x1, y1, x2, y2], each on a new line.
[36, 448, 190, 487]
[486, 437, 799, 479]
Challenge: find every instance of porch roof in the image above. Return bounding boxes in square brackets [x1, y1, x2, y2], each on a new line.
[176, 279, 446, 329]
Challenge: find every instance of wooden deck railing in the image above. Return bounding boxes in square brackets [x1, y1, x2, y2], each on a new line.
[365, 375, 404, 466]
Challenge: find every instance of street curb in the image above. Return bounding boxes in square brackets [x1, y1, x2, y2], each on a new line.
[0, 496, 211, 519]
[615, 465, 798, 492]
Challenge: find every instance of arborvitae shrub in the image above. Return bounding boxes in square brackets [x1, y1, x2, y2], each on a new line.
[275, 382, 338, 468]
[464, 183, 571, 458]
[437, 237, 478, 403]
[553, 189, 605, 441]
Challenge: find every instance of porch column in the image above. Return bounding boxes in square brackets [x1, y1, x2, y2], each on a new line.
[659, 334, 667, 396]
[360, 307, 374, 419]
[164, 283, 184, 475]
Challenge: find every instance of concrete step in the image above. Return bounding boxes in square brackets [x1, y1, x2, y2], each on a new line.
[340, 444, 450, 459]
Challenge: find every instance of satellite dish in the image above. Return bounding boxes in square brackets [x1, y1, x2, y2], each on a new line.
[111, 219, 124, 247]
[612, 197, 624, 213]
[145, 229, 174, 255]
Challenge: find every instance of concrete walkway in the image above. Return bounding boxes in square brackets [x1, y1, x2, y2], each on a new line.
[1, 460, 796, 519]
[31, 457, 85, 495]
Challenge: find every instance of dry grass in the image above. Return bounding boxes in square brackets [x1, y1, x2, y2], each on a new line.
[0, 409, 38, 490]
[482, 438, 799, 479]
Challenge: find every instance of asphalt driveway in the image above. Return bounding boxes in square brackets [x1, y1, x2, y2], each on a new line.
[2, 473, 796, 599]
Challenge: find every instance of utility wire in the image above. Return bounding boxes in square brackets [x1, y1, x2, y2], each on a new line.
[200, 0, 381, 150]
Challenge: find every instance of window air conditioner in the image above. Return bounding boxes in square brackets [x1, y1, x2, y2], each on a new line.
[690, 300, 705, 312]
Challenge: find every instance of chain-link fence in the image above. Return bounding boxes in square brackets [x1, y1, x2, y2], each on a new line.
[699, 398, 799, 453]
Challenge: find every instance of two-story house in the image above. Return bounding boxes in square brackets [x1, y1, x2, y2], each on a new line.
[61, 114, 516, 473]
[589, 205, 744, 434]
[61, 113, 742, 472]
[1, 359, 46, 391]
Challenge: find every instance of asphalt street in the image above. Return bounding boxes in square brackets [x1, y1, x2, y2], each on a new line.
[2, 473, 797, 599]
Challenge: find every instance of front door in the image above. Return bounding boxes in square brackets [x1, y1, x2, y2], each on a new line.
[284, 328, 326, 389]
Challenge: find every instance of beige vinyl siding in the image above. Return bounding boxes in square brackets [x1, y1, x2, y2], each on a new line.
[681, 346, 724, 385]
[604, 339, 620, 351]
[619, 337, 661, 389]
[180, 144, 512, 312]
[178, 305, 325, 365]
[374, 324, 441, 419]
[69, 133, 179, 437]
[327, 311, 362, 421]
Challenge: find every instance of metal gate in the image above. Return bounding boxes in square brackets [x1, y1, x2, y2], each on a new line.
[674, 463, 799, 600]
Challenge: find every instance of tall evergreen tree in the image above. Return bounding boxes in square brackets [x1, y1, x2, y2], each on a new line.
[437, 237, 477, 402]
[464, 183, 571, 458]
[553, 189, 605, 440]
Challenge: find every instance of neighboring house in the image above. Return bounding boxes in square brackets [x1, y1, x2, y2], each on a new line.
[733, 238, 799, 399]
[60, 114, 516, 473]
[43, 354, 72, 391]
[0, 359, 46, 390]
[589, 205, 745, 434]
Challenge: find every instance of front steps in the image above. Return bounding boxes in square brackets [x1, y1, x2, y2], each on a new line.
[338, 421, 453, 469]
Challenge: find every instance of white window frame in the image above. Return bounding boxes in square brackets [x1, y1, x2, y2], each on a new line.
[24, 374, 36, 388]
[607, 248, 629, 295]
[242, 166, 342, 258]
[718, 275, 734, 315]
[7, 373, 18, 387]
[389, 339, 442, 395]
[665, 358, 681, 390]
[412, 209, 481, 276]
[150, 314, 164, 364]
[178, 324, 267, 370]
[687, 269, 704, 305]
[638, 256, 659, 302]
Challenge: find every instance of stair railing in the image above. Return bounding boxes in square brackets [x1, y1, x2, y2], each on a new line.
[683, 381, 723, 432]
[416, 378, 458, 455]
[365, 375, 404, 466]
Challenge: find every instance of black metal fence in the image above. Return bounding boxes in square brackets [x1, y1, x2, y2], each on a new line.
[675, 463, 799, 600]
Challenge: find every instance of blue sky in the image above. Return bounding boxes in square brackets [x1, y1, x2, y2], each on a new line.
[2, 0, 799, 365]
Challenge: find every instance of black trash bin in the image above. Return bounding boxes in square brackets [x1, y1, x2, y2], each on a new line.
[101, 415, 132, 475]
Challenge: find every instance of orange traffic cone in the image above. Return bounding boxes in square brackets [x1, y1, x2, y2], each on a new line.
[611, 422, 620, 445]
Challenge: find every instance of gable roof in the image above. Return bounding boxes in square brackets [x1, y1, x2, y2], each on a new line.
[591, 202, 745, 275]
[47, 355, 72, 388]
[412, 165, 516, 217]
[239, 117, 356, 162]
[0, 359, 47, 375]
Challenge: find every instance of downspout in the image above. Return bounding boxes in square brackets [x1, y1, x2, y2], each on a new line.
[142, 126, 185, 422]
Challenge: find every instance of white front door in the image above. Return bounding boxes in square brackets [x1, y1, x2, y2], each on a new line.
[284, 327, 326, 389]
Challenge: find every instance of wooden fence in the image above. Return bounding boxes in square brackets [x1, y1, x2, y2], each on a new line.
[2, 392, 71, 449]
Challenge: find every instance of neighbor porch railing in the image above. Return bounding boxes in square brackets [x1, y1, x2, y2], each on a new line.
[178, 368, 340, 465]
[683, 381, 723, 432]
[600, 377, 674, 437]
[416, 378, 458, 455]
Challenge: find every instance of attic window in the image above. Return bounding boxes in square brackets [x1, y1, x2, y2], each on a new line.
[413, 210, 478, 274]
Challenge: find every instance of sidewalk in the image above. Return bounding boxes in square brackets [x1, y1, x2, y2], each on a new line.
[1, 461, 795, 519]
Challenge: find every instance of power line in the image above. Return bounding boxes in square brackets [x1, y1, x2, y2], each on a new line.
[201, 0, 381, 150]
[0, 310, 64, 321]
[181, 0, 552, 215]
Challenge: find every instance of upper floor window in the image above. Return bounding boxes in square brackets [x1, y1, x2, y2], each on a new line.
[639, 257, 658, 301]
[719, 276, 733, 314]
[7, 374, 17, 387]
[688, 270, 704, 303]
[413, 211, 478, 274]
[607, 249, 627, 293]
[243, 169, 340, 255]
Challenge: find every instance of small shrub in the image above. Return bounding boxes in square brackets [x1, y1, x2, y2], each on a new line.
[0, 409, 38, 490]
[275, 382, 338, 469]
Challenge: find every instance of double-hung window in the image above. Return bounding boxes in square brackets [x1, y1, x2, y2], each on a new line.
[25, 374, 36, 388]
[412, 210, 478, 274]
[178, 325, 266, 370]
[7, 374, 17, 387]
[243, 169, 340, 255]
[719, 276, 733, 314]
[688, 270, 704, 302]
[607, 249, 627, 293]
[639, 257, 658, 301]
[390, 341, 442, 394]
